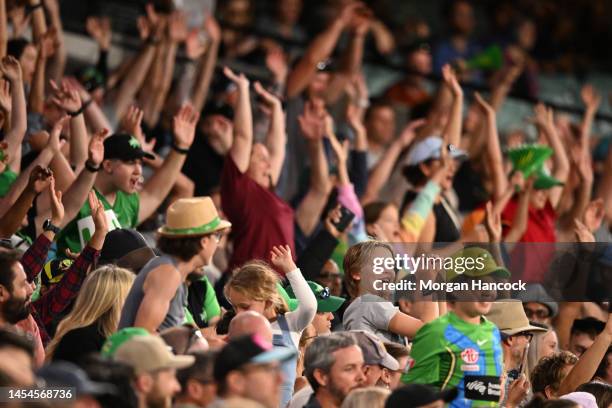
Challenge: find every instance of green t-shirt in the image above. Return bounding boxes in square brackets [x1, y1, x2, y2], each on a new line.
[0, 167, 18, 197]
[57, 189, 140, 254]
[403, 311, 504, 407]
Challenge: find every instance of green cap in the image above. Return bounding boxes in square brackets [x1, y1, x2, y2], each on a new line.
[276, 283, 299, 312]
[507, 144, 553, 178]
[533, 167, 563, 190]
[101, 327, 150, 357]
[444, 247, 511, 282]
[286, 281, 346, 313]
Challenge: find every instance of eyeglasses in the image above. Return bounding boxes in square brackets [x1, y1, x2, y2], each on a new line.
[524, 308, 550, 319]
[516, 332, 534, 342]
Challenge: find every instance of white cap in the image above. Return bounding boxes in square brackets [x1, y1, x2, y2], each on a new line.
[405, 136, 467, 166]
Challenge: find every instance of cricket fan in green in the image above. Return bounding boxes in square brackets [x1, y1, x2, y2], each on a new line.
[402, 247, 510, 407]
[56, 104, 199, 256]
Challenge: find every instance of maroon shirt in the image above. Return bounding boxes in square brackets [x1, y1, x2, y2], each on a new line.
[221, 156, 295, 273]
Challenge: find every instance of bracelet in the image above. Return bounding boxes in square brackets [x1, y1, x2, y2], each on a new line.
[85, 160, 101, 173]
[68, 99, 93, 117]
[171, 143, 189, 155]
[25, 2, 43, 14]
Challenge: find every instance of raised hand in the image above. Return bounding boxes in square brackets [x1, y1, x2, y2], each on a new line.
[270, 244, 297, 274]
[484, 201, 502, 243]
[474, 92, 494, 115]
[89, 191, 109, 234]
[0, 56, 23, 83]
[48, 176, 65, 226]
[203, 15, 221, 43]
[89, 128, 109, 166]
[581, 84, 601, 112]
[298, 100, 325, 140]
[86, 16, 112, 50]
[168, 11, 188, 42]
[441, 64, 462, 96]
[0, 80, 11, 113]
[397, 119, 426, 149]
[185, 30, 206, 60]
[574, 219, 595, 243]
[47, 115, 70, 153]
[325, 116, 349, 164]
[223, 66, 249, 89]
[173, 103, 199, 150]
[531, 103, 552, 129]
[509, 171, 525, 192]
[121, 105, 145, 142]
[253, 81, 281, 107]
[50, 80, 82, 113]
[27, 166, 53, 194]
[265, 48, 288, 83]
[39, 28, 59, 59]
[583, 198, 604, 232]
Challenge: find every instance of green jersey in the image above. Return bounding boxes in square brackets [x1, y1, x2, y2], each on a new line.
[403, 311, 503, 407]
[0, 167, 17, 197]
[57, 189, 140, 254]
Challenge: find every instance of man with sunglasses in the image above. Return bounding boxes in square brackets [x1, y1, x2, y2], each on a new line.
[174, 350, 218, 408]
[517, 284, 558, 326]
[486, 300, 547, 408]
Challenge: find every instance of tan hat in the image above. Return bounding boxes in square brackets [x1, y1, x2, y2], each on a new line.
[486, 300, 548, 336]
[158, 197, 231, 237]
[114, 335, 195, 374]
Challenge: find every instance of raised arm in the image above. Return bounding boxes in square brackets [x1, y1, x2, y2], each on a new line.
[440, 65, 463, 148]
[578, 85, 601, 153]
[191, 15, 221, 113]
[69, 78, 112, 133]
[0, 57, 26, 172]
[362, 119, 423, 205]
[254, 81, 285, 186]
[294, 100, 331, 237]
[558, 312, 612, 395]
[369, 19, 395, 55]
[28, 30, 56, 113]
[37, 128, 106, 231]
[0, 0, 6, 57]
[224, 66, 252, 172]
[50, 80, 89, 172]
[474, 92, 507, 201]
[28, 0, 47, 42]
[0, 166, 51, 237]
[138, 104, 198, 223]
[43, 0, 66, 84]
[285, 3, 356, 99]
[534, 104, 570, 209]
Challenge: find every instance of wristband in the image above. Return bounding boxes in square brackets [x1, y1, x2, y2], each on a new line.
[85, 160, 101, 172]
[68, 98, 93, 117]
[171, 143, 189, 155]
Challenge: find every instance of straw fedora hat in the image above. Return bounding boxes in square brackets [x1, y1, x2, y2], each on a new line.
[158, 197, 231, 237]
[486, 300, 547, 337]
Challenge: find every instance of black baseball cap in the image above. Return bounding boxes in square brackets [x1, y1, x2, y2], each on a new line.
[386, 384, 458, 408]
[98, 229, 157, 272]
[103, 133, 155, 162]
[213, 334, 296, 383]
[202, 100, 234, 120]
[37, 361, 117, 397]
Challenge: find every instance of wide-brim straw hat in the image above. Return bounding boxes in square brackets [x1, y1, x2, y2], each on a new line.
[158, 197, 231, 237]
[486, 300, 548, 336]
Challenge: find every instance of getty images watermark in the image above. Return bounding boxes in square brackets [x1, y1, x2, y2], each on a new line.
[371, 253, 527, 292]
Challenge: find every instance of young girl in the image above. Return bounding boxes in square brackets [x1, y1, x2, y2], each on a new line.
[343, 240, 438, 344]
[46, 265, 134, 364]
[224, 244, 317, 408]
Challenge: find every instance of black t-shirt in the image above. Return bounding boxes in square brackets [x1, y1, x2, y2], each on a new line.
[182, 133, 225, 196]
[52, 324, 105, 365]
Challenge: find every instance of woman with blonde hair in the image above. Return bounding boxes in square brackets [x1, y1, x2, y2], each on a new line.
[224, 245, 317, 408]
[340, 387, 390, 408]
[46, 266, 134, 364]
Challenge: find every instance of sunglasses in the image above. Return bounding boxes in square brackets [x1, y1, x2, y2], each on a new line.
[524, 308, 550, 319]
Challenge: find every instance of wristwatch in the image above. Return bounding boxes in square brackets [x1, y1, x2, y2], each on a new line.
[42, 219, 61, 234]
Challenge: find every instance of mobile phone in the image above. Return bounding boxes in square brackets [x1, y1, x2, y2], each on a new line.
[333, 205, 355, 232]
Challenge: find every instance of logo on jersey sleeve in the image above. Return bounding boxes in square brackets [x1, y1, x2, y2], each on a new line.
[77, 209, 121, 248]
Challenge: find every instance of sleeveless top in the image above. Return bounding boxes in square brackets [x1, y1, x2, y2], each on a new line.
[118, 255, 187, 331]
[401, 190, 461, 243]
